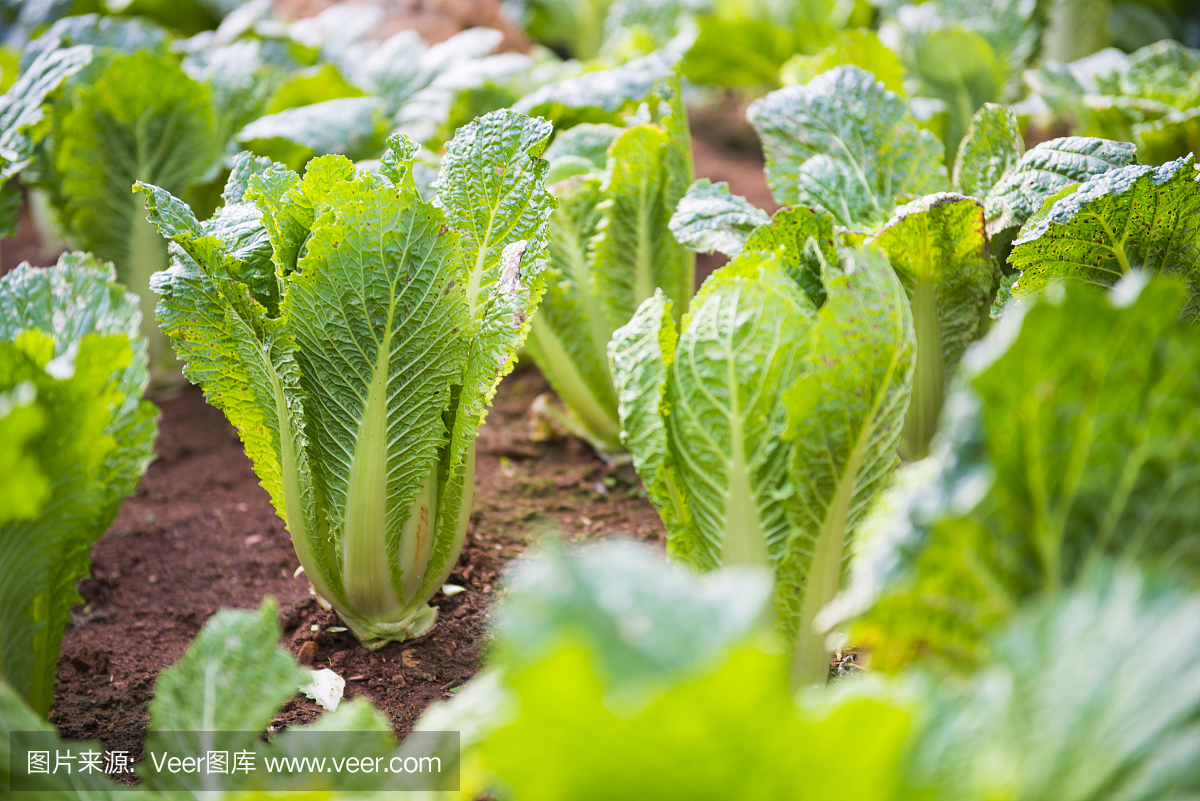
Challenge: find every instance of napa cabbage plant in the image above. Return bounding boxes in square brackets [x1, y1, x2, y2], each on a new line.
[0, 253, 158, 718]
[878, 0, 1040, 159]
[135, 111, 555, 648]
[426, 541, 914, 799]
[822, 273, 1200, 671]
[0, 37, 91, 239]
[679, 90, 1140, 459]
[1027, 39, 1200, 164]
[611, 244, 916, 687]
[18, 16, 222, 388]
[520, 77, 694, 455]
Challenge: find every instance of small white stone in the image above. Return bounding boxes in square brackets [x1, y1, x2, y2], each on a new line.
[300, 668, 346, 712]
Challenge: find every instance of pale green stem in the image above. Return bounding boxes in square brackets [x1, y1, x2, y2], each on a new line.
[1043, 0, 1110, 63]
[901, 277, 945, 460]
[528, 314, 623, 449]
[791, 446, 864, 691]
[128, 201, 181, 390]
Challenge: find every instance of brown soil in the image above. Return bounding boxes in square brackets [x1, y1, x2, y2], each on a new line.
[273, 0, 530, 50]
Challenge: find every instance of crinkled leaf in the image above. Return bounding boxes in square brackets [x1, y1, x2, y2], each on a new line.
[668, 178, 771, 258]
[831, 277, 1200, 670]
[742, 205, 838, 307]
[748, 66, 949, 229]
[870, 194, 995, 458]
[610, 289, 681, 529]
[953, 103, 1023, 199]
[665, 254, 816, 570]
[781, 250, 915, 683]
[984, 135, 1138, 235]
[280, 161, 471, 613]
[1009, 155, 1200, 318]
[144, 111, 553, 647]
[909, 566, 1200, 801]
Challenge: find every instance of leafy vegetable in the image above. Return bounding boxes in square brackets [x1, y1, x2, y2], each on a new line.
[421, 540, 914, 800]
[869, 193, 997, 459]
[513, 37, 687, 127]
[682, 0, 869, 88]
[136, 110, 554, 648]
[780, 29, 906, 93]
[1009, 154, 1200, 316]
[525, 76, 694, 454]
[0, 39, 92, 237]
[952, 103, 1023, 200]
[983, 135, 1138, 237]
[45, 50, 216, 388]
[823, 274, 1200, 670]
[224, 25, 541, 163]
[611, 247, 915, 685]
[747, 65, 949, 230]
[235, 96, 387, 171]
[0, 254, 158, 717]
[908, 563, 1200, 801]
[881, 0, 1039, 158]
[1027, 40, 1200, 164]
[509, 0, 618, 60]
[668, 178, 771, 258]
